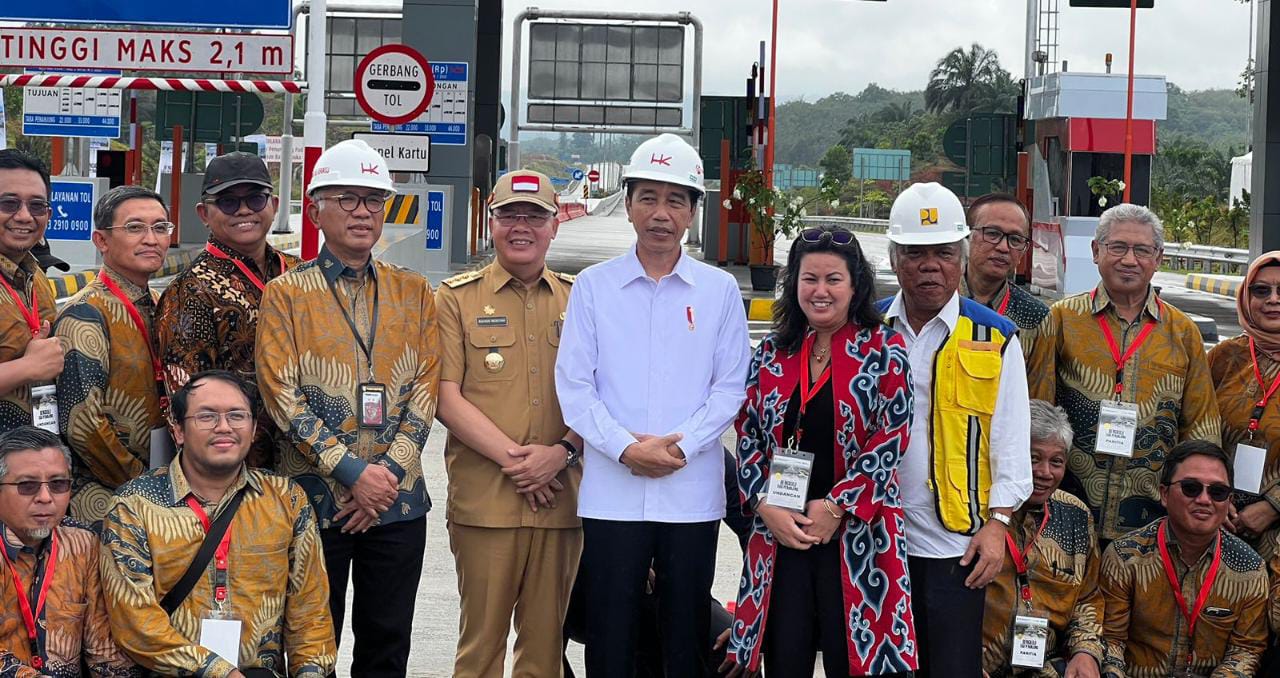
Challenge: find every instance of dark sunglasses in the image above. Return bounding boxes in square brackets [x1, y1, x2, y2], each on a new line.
[800, 228, 855, 246]
[204, 192, 271, 216]
[0, 197, 51, 217]
[1165, 478, 1232, 503]
[0, 478, 72, 496]
[1248, 283, 1280, 301]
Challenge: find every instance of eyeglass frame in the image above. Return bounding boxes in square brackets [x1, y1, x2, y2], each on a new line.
[0, 478, 73, 496]
[101, 221, 177, 237]
[490, 207, 555, 225]
[202, 192, 273, 216]
[0, 197, 52, 218]
[972, 225, 1031, 252]
[800, 227, 855, 246]
[1098, 240, 1162, 261]
[317, 192, 390, 214]
[1248, 283, 1280, 300]
[183, 410, 254, 431]
[1162, 478, 1232, 503]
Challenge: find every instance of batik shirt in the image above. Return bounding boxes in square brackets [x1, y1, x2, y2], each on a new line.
[54, 267, 165, 527]
[1027, 285, 1221, 540]
[962, 276, 1049, 362]
[982, 490, 1104, 677]
[99, 459, 335, 677]
[256, 246, 440, 529]
[0, 251, 57, 430]
[154, 238, 299, 469]
[0, 520, 136, 677]
[1099, 520, 1267, 678]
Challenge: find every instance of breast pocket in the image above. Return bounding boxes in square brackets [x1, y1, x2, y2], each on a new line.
[953, 348, 1002, 414]
[467, 327, 518, 382]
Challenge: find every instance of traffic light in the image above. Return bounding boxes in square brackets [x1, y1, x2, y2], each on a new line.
[96, 150, 128, 188]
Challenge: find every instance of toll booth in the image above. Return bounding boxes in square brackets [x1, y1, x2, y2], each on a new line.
[1024, 72, 1166, 297]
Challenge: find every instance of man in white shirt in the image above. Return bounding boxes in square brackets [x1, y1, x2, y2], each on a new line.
[877, 183, 1032, 678]
[555, 133, 750, 678]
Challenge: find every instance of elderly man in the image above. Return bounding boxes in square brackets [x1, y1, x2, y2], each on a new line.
[555, 133, 750, 677]
[100, 370, 336, 677]
[1028, 203, 1220, 543]
[962, 193, 1048, 361]
[0, 426, 134, 676]
[436, 169, 583, 677]
[876, 182, 1032, 678]
[256, 139, 440, 677]
[0, 150, 63, 431]
[156, 152, 299, 469]
[55, 185, 173, 526]
[1100, 440, 1267, 677]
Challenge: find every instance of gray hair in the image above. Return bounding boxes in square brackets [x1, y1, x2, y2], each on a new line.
[93, 185, 167, 231]
[1029, 399, 1073, 451]
[888, 239, 970, 272]
[0, 426, 72, 479]
[1096, 203, 1164, 249]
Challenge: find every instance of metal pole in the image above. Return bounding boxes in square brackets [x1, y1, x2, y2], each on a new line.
[1122, 0, 1137, 203]
[302, 0, 328, 260]
[509, 9, 530, 170]
[1025, 0, 1039, 82]
[276, 91, 295, 233]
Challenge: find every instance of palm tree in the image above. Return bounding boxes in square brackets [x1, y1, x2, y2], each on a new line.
[873, 101, 917, 123]
[924, 43, 1006, 115]
[971, 70, 1021, 114]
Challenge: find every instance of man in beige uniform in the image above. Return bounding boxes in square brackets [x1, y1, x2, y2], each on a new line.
[436, 170, 583, 678]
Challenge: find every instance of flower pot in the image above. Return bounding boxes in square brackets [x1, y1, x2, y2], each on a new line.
[749, 264, 779, 292]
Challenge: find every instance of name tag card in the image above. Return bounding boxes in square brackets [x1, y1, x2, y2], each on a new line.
[1096, 401, 1138, 457]
[1234, 443, 1268, 494]
[765, 448, 814, 512]
[199, 617, 241, 667]
[1010, 614, 1049, 669]
[31, 385, 58, 434]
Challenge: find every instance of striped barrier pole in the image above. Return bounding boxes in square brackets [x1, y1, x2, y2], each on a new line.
[0, 74, 305, 94]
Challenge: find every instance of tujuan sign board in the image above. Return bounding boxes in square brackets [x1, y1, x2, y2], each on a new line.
[355, 44, 435, 126]
[370, 61, 469, 145]
[0, 27, 292, 75]
[352, 133, 430, 173]
[46, 179, 97, 241]
[23, 68, 121, 138]
[3, 1, 292, 29]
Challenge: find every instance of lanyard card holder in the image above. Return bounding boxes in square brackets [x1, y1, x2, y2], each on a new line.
[1010, 612, 1049, 669]
[1096, 401, 1138, 457]
[766, 448, 814, 512]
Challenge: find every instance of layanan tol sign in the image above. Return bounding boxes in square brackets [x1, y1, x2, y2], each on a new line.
[0, 27, 293, 75]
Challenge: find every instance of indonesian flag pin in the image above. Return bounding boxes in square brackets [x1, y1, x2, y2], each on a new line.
[686, 305, 695, 332]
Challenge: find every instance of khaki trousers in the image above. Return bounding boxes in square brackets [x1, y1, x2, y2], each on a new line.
[448, 522, 583, 678]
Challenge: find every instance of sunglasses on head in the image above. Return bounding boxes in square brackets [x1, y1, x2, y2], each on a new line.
[800, 228, 855, 246]
[1165, 478, 1232, 502]
[204, 192, 271, 216]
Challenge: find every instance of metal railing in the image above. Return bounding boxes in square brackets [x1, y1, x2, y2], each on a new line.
[797, 215, 889, 233]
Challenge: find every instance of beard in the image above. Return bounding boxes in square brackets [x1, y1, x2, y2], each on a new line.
[21, 527, 52, 541]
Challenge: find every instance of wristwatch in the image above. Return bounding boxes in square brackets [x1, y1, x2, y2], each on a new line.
[556, 439, 581, 468]
[989, 511, 1012, 527]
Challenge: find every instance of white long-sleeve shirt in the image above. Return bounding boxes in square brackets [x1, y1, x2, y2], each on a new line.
[555, 247, 750, 523]
[884, 292, 1032, 558]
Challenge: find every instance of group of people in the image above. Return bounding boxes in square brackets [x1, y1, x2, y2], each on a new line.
[0, 125, 1275, 678]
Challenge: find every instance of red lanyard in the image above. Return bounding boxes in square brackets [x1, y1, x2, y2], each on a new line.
[1247, 337, 1280, 435]
[100, 273, 168, 409]
[1157, 521, 1222, 669]
[185, 497, 233, 604]
[0, 533, 59, 670]
[205, 243, 285, 292]
[795, 335, 833, 439]
[0, 274, 40, 337]
[1091, 289, 1162, 396]
[1004, 505, 1051, 606]
[996, 286, 1012, 316]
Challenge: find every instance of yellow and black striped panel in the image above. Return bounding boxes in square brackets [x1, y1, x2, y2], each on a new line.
[385, 195, 421, 225]
[1185, 274, 1241, 299]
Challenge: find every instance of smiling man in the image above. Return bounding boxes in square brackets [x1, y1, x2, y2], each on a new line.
[962, 193, 1048, 362]
[1099, 440, 1267, 677]
[54, 185, 172, 527]
[156, 152, 299, 470]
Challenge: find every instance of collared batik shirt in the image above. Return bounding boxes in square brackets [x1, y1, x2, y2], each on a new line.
[982, 490, 1104, 678]
[0, 520, 136, 678]
[256, 246, 440, 529]
[0, 251, 57, 430]
[962, 276, 1050, 362]
[1027, 285, 1221, 540]
[1099, 519, 1266, 678]
[155, 238, 299, 469]
[55, 266, 166, 527]
[99, 459, 336, 677]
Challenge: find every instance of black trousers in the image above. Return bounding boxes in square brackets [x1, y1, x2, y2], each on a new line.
[908, 556, 984, 678]
[580, 518, 719, 678]
[764, 540, 852, 678]
[320, 516, 426, 678]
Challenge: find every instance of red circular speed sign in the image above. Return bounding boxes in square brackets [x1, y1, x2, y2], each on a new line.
[588, 169, 601, 183]
[354, 44, 435, 125]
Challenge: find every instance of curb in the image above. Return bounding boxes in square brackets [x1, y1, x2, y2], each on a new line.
[1185, 273, 1241, 299]
[742, 297, 775, 321]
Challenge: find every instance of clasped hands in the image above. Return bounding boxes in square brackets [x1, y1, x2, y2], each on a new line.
[621, 432, 686, 478]
[503, 443, 569, 512]
[334, 463, 400, 534]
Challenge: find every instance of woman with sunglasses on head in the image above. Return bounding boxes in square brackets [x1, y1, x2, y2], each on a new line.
[722, 226, 917, 678]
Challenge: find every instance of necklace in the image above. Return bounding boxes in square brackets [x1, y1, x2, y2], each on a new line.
[811, 344, 830, 362]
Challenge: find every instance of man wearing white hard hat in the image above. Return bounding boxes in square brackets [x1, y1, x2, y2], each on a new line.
[256, 139, 441, 677]
[876, 182, 1031, 677]
[555, 133, 750, 677]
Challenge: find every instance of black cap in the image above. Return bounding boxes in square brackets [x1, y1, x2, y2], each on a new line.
[201, 152, 273, 195]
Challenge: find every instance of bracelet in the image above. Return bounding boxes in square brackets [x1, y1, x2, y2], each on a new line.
[822, 498, 840, 519]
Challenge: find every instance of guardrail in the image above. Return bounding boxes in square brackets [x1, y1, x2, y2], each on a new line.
[1162, 243, 1249, 275]
[798, 215, 889, 233]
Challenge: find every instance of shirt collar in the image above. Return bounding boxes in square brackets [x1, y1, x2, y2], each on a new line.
[318, 245, 377, 286]
[960, 272, 1009, 311]
[1090, 283, 1162, 322]
[0, 251, 39, 286]
[100, 264, 153, 303]
[168, 452, 261, 507]
[619, 245, 696, 288]
[0, 521, 50, 557]
[1159, 518, 1222, 569]
[487, 261, 553, 293]
[207, 237, 284, 278]
[884, 290, 961, 333]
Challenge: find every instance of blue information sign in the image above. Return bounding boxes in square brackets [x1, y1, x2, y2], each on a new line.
[372, 62, 469, 145]
[3, 1, 291, 29]
[424, 191, 445, 251]
[23, 68, 122, 139]
[46, 179, 96, 242]
[571, 169, 585, 181]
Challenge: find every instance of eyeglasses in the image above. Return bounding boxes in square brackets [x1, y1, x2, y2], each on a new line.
[0, 478, 72, 496]
[0, 197, 51, 217]
[974, 226, 1030, 252]
[320, 193, 388, 214]
[1248, 284, 1280, 300]
[1100, 241, 1161, 260]
[800, 228, 854, 246]
[204, 193, 271, 216]
[103, 221, 177, 237]
[491, 209, 553, 225]
[1165, 478, 1232, 502]
[184, 410, 253, 430]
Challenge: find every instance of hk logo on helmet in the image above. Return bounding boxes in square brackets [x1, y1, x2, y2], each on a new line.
[919, 208, 939, 226]
[650, 154, 672, 166]
[360, 163, 381, 175]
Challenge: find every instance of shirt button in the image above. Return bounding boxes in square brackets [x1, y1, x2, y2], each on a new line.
[532, 399, 541, 406]
[490, 335, 498, 342]
[530, 366, 538, 374]
[526, 303, 534, 310]
[528, 334, 535, 342]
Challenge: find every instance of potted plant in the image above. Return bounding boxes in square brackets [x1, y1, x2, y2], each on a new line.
[726, 169, 842, 291]
[1088, 176, 1125, 209]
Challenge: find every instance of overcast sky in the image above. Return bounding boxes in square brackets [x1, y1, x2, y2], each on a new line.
[498, 0, 1254, 99]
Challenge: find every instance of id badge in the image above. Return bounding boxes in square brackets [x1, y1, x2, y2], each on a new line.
[765, 448, 814, 512]
[1095, 401, 1138, 457]
[150, 427, 176, 470]
[199, 616, 241, 665]
[358, 383, 387, 429]
[1010, 614, 1049, 669]
[30, 385, 58, 434]
[1234, 443, 1268, 494]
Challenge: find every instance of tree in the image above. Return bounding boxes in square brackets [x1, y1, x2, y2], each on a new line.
[924, 43, 1007, 115]
[819, 145, 853, 184]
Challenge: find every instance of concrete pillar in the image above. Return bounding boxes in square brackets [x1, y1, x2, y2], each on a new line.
[1252, 0, 1280, 255]
[475, 0, 502, 205]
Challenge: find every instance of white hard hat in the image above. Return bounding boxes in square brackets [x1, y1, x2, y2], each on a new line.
[887, 182, 969, 245]
[308, 139, 397, 195]
[622, 133, 704, 194]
